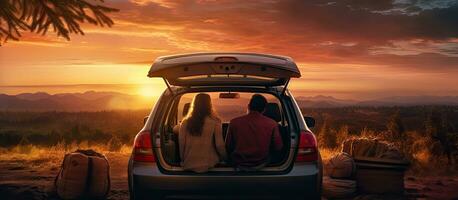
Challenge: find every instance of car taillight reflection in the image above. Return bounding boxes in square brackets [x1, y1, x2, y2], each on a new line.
[133, 130, 156, 162]
[295, 131, 318, 162]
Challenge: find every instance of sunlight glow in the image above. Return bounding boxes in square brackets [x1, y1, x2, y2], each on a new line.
[138, 85, 159, 97]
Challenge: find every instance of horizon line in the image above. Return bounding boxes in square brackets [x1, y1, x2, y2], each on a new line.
[0, 83, 152, 87]
[1, 90, 458, 98]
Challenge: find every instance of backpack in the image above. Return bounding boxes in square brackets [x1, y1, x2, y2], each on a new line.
[55, 149, 110, 199]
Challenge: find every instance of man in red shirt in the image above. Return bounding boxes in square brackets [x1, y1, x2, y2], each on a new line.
[225, 94, 283, 170]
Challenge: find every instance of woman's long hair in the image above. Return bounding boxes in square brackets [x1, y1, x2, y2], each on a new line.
[184, 93, 218, 136]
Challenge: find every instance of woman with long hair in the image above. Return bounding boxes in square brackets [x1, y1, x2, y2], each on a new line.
[178, 93, 227, 173]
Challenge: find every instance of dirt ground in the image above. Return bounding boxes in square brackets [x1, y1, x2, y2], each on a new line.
[0, 152, 129, 200]
[0, 153, 457, 200]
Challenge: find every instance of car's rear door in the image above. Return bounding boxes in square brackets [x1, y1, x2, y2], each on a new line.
[147, 52, 301, 87]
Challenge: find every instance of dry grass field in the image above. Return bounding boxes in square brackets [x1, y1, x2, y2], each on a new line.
[1, 144, 457, 200]
[0, 144, 131, 200]
[0, 106, 457, 199]
[0, 143, 458, 199]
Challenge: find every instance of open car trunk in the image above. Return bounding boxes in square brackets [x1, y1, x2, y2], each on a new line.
[148, 53, 302, 174]
[154, 90, 298, 174]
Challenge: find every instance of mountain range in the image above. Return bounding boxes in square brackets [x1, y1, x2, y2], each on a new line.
[296, 95, 458, 108]
[0, 91, 153, 111]
[1, 92, 458, 111]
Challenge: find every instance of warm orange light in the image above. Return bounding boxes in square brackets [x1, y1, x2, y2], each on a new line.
[138, 85, 157, 97]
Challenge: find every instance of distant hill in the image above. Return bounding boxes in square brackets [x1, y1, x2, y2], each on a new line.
[297, 95, 458, 108]
[0, 91, 153, 111]
[296, 95, 357, 108]
[2, 91, 458, 111]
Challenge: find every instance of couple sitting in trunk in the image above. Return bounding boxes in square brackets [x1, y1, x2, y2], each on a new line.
[177, 93, 283, 173]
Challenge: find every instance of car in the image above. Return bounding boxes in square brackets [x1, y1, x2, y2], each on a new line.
[128, 52, 323, 200]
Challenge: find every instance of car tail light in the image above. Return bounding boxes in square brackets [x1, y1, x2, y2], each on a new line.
[295, 131, 318, 162]
[133, 130, 156, 162]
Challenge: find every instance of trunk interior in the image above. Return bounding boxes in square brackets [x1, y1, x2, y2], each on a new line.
[156, 91, 296, 173]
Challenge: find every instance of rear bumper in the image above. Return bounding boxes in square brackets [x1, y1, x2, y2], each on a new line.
[130, 162, 320, 197]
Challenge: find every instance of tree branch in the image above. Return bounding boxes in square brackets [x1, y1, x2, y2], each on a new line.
[0, 0, 119, 45]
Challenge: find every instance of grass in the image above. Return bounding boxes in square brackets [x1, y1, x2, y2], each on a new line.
[318, 138, 458, 176]
[319, 147, 340, 162]
[0, 107, 456, 176]
[0, 138, 456, 177]
[0, 141, 132, 170]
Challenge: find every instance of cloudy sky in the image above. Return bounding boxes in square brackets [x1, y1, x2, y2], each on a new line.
[1, 0, 457, 99]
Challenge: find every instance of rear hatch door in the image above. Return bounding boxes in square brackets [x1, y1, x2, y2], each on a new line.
[148, 52, 301, 86]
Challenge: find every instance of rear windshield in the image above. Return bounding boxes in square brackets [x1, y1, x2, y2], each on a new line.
[176, 92, 281, 122]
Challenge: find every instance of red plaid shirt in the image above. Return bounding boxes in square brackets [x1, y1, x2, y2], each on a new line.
[226, 112, 283, 167]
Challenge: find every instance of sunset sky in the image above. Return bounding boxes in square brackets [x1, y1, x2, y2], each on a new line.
[1, 0, 458, 100]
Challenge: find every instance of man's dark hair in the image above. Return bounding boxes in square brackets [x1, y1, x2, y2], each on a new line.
[248, 94, 267, 112]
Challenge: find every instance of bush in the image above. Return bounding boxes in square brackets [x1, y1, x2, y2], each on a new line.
[108, 136, 123, 152]
[360, 127, 377, 138]
[13, 136, 34, 154]
[318, 118, 338, 148]
[336, 125, 349, 146]
[386, 111, 406, 142]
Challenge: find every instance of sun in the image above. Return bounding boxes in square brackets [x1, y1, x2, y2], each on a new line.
[134, 80, 166, 99]
[138, 85, 158, 98]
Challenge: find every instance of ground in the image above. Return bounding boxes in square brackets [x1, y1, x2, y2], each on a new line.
[0, 152, 457, 200]
[0, 151, 129, 200]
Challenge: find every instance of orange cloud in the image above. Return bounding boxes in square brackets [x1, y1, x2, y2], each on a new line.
[1, 0, 458, 99]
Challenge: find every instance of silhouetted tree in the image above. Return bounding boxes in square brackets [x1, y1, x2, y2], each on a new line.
[386, 110, 406, 148]
[0, 0, 118, 44]
[425, 109, 457, 165]
[18, 135, 30, 145]
[68, 124, 81, 143]
[48, 129, 63, 145]
[318, 118, 337, 148]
